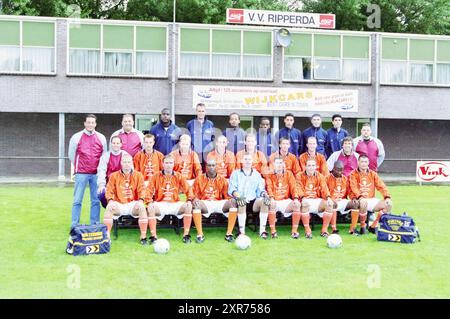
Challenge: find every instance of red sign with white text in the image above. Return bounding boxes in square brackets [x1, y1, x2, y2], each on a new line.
[416, 161, 450, 182]
[226, 8, 335, 29]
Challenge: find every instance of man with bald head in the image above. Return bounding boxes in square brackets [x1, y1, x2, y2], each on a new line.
[110, 114, 144, 157]
[150, 108, 182, 155]
[192, 159, 235, 243]
[326, 160, 359, 234]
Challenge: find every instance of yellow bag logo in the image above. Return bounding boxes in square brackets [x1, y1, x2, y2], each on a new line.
[86, 245, 100, 254]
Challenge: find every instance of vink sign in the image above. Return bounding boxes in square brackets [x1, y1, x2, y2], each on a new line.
[416, 161, 450, 182]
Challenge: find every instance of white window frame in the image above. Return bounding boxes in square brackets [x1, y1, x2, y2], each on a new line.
[66, 20, 169, 78]
[177, 25, 273, 81]
[0, 18, 56, 75]
[282, 32, 371, 85]
[380, 34, 450, 87]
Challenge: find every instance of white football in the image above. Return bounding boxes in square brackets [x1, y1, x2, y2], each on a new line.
[235, 234, 251, 250]
[153, 238, 170, 254]
[327, 234, 343, 249]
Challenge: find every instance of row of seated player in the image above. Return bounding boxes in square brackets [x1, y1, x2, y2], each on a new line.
[102, 147, 393, 245]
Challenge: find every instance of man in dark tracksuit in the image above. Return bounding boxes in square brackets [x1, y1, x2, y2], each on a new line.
[150, 108, 182, 155]
[302, 113, 328, 158]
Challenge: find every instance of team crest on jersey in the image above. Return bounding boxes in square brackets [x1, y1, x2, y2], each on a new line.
[120, 180, 133, 200]
[163, 182, 175, 201]
[204, 182, 218, 200]
[181, 161, 191, 178]
[359, 178, 372, 197]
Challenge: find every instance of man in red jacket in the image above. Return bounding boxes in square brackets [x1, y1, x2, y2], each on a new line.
[68, 114, 107, 228]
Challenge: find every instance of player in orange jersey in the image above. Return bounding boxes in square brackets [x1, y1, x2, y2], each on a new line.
[265, 157, 302, 239]
[326, 160, 359, 234]
[192, 159, 236, 243]
[296, 158, 334, 238]
[299, 136, 329, 176]
[103, 153, 148, 244]
[133, 133, 164, 187]
[235, 134, 269, 174]
[349, 155, 392, 235]
[169, 134, 202, 186]
[267, 137, 301, 176]
[146, 154, 195, 244]
[206, 135, 236, 179]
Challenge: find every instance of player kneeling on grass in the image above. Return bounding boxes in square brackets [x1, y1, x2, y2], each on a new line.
[326, 160, 359, 234]
[228, 153, 271, 240]
[296, 159, 334, 239]
[192, 159, 235, 243]
[103, 153, 147, 242]
[146, 155, 195, 244]
[264, 157, 302, 239]
[349, 155, 392, 235]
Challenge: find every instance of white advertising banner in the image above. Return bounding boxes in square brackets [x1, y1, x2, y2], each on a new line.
[226, 8, 335, 29]
[193, 85, 358, 112]
[416, 161, 450, 182]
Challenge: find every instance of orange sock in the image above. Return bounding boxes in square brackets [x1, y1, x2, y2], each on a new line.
[192, 209, 203, 236]
[148, 217, 157, 238]
[292, 211, 301, 233]
[138, 218, 148, 239]
[350, 209, 359, 232]
[331, 210, 337, 231]
[227, 209, 238, 235]
[104, 217, 113, 238]
[321, 211, 332, 233]
[268, 211, 277, 233]
[360, 213, 367, 228]
[371, 210, 384, 228]
[183, 213, 192, 236]
[301, 212, 311, 234]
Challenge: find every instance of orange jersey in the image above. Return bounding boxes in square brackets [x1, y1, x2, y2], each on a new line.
[170, 150, 203, 180]
[133, 149, 164, 181]
[235, 150, 268, 174]
[268, 151, 301, 176]
[349, 169, 390, 200]
[326, 174, 349, 201]
[193, 174, 230, 201]
[206, 150, 236, 178]
[299, 152, 329, 176]
[106, 170, 146, 204]
[265, 171, 300, 200]
[296, 172, 330, 199]
[147, 171, 194, 203]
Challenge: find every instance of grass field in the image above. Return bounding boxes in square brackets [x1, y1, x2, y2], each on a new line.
[0, 184, 449, 299]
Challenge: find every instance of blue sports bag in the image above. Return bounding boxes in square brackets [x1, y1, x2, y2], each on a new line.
[66, 224, 110, 256]
[377, 212, 420, 244]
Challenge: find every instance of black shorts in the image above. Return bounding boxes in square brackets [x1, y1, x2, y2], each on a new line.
[246, 199, 257, 213]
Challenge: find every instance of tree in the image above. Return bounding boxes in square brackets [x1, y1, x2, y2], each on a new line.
[300, 0, 450, 35]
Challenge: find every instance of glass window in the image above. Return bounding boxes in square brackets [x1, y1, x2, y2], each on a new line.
[436, 63, 450, 85]
[69, 49, 100, 74]
[180, 53, 209, 77]
[22, 47, 54, 73]
[243, 55, 271, 79]
[314, 58, 340, 80]
[283, 57, 311, 80]
[343, 59, 369, 82]
[0, 20, 55, 74]
[68, 22, 168, 77]
[0, 46, 20, 71]
[382, 61, 407, 83]
[103, 52, 132, 74]
[410, 63, 433, 83]
[211, 54, 240, 78]
[136, 52, 166, 76]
